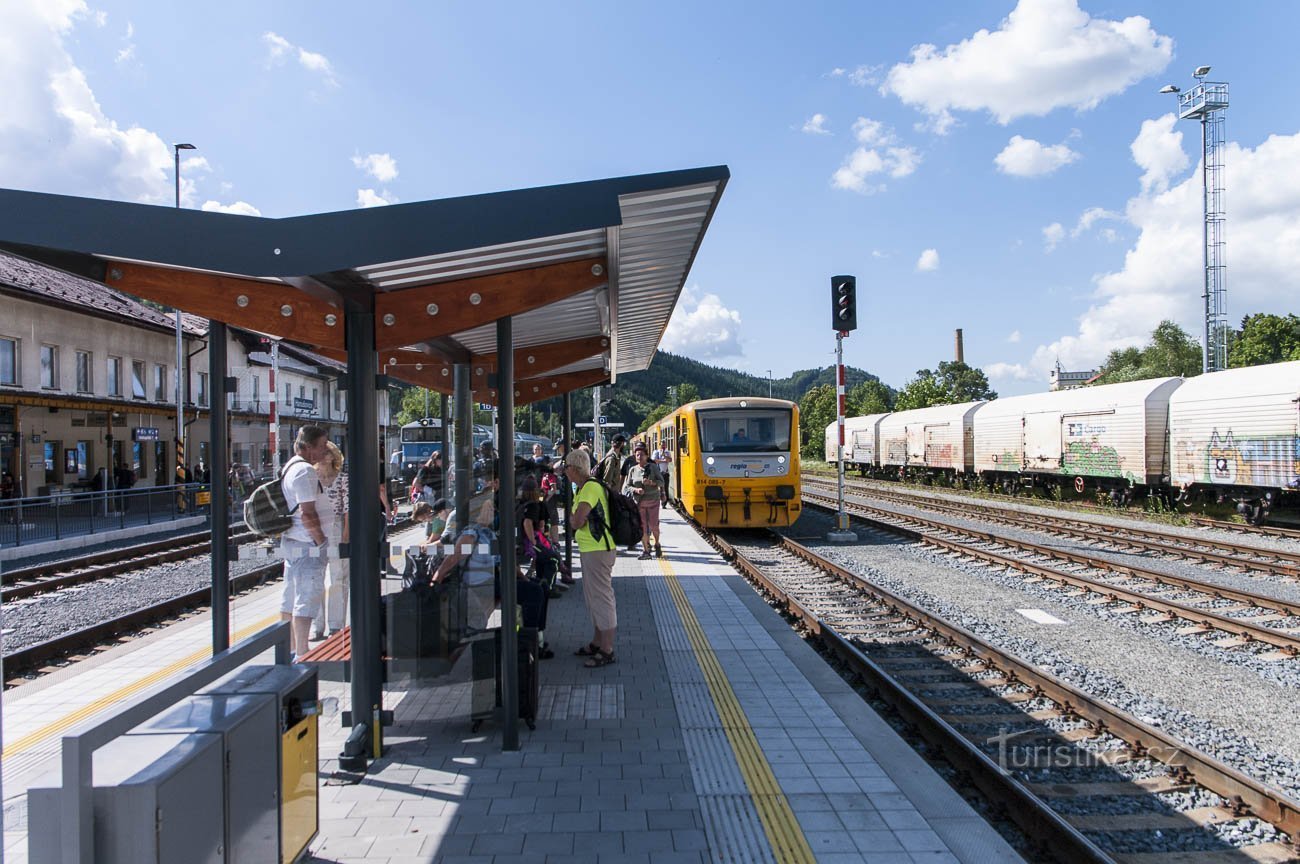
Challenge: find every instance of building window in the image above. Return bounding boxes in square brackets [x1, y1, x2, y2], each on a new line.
[107, 357, 122, 396]
[76, 350, 92, 393]
[154, 440, 168, 485]
[40, 345, 58, 389]
[198, 373, 209, 407]
[251, 374, 260, 409]
[333, 386, 341, 412]
[0, 337, 16, 386]
[311, 387, 318, 409]
[285, 383, 291, 404]
[131, 361, 146, 399]
[154, 364, 167, 401]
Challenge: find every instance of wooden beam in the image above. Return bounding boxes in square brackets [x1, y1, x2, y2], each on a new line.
[373, 257, 607, 350]
[512, 368, 609, 406]
[105, 262, 343, 349]
[478, 335, 610, 379]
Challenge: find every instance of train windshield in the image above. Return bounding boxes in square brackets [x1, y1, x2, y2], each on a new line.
[401, 424, 442, 443]
[697, 408, 792, 453]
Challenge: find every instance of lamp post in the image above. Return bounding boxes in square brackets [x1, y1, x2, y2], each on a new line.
[173, 143, 196, 483]
[767, 370, 772, 399]
[1159, 67, 1229, 373]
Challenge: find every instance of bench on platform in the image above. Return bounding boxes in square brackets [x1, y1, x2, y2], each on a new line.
[298, 627, 354, 682]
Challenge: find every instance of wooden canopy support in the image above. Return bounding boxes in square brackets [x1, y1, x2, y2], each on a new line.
[104, 262, 342, 350]
[480, 335, 609, 380]
[512, 368, 609, 407]
[373, 257, 607, 351]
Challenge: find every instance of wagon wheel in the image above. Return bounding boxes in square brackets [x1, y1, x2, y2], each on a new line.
[1073, 476, 1086, 495]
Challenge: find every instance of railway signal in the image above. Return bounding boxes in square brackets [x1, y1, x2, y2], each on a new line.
[827, 274, 858, 542]
[831, 274, 857, 333]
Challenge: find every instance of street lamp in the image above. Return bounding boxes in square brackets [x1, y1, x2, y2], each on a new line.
[767, 370, 772, 399]
[173, 143, 196, 483]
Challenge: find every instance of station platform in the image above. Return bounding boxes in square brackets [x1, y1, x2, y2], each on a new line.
[2, 507, 1023, 864]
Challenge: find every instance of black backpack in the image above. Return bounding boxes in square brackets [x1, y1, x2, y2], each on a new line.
[584, 480, 643, 550]
[243, 457, 304, 537]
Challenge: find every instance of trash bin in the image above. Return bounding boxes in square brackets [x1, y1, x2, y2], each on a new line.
[203, 664, 318, 864]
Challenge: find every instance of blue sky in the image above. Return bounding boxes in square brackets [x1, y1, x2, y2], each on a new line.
[4, 1, 1300, 396]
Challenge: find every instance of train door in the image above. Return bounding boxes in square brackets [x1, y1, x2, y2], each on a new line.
[906, 423, 925, 465]
[923, 424, 954, 468]
[675, 414, 687, 501]
[1024, 411, 1064, 470]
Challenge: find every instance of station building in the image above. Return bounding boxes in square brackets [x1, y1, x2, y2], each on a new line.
[0, 249, 387, 499]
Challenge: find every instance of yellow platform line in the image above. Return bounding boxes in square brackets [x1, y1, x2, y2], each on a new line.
[658, 559, 816, 864]
[3, 613, 281, 760]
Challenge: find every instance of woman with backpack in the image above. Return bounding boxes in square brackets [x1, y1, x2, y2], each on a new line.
[563, 448, 617, 668]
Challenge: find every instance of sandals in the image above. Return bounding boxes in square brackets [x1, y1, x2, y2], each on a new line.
[583, 648, 616, 668]
[575, 642, 600, 657]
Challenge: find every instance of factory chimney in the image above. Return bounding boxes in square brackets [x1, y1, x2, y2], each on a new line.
[954, 328, 965, 364]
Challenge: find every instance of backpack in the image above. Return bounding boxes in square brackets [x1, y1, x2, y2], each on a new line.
[583, 480, 643, 550]
[243, 457, 303, 537]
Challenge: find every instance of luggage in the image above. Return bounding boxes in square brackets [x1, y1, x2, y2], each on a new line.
[382, 585, 440, 658]
[495, 627, 540, 731]
[583, 480, 643, 550]
[243, 458, 302, 537]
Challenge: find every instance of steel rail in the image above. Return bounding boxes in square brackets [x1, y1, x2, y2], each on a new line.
[805, 476, 1300, 578]
[802, 489, 1300, 657]
[2, 562, 281, 681]
[1192, 516, 1300, 541]
[695, 515, 1300, 842]
[1, 528, 254, 587]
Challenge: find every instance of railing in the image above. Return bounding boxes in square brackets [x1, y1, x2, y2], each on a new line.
[0, 483, 219, 548]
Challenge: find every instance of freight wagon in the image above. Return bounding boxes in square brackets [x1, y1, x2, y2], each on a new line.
[876, 401, 984, 481]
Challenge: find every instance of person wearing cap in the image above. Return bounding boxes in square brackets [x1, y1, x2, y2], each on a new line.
[623, 443, 665, 559]
[564, 448, 618, 667]
[597, 434, 630, 488]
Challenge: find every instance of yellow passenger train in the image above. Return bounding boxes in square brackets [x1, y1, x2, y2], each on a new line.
[639, 397, 801, 528]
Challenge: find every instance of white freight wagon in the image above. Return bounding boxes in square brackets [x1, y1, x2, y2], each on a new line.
[824, 414, 888, 468]
[973, 377, 1183, 492]
[1168, 361, 1300, 520]
[877, 402, 984, 476]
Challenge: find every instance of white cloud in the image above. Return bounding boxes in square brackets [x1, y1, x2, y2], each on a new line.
[914, 109, 958, 136]
[660, 284, 743, 360]
[848, 64, 881, 87]
[201, 200, 261, 217]
[985, 362, 1032, 380]
[1131, 113, 1188, 194]
[916, 248, 940, 271]
[882, 0, 1171, 125]
[1071, 205, 1120, 238]
[827, 67, 846, 78]
[0, 1, 177, 204]
[831, 123, 920, 194]
[1031, 129, 1300, 374]
[1007, 330, 1022, 343]
[351, 152, 398, 182]
[801, 113, 830, 135]
[114, 20, 135, 64]
[871, 249, 888, 259]
[262, 31, 337, 88]
[994, 135, 1080, 177]
[356, 188, 398, 208]
[1042, 222, 1066, 251]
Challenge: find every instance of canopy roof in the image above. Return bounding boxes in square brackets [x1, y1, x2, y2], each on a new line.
[0, 165, 728, 403]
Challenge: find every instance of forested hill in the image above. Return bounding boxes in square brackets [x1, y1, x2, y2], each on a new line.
[596, 351, 878, 431]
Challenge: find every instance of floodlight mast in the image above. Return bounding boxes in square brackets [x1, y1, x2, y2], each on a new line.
[1160, 67, 1229, 373]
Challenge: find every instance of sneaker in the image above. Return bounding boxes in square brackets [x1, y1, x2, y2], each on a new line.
[655, 545, 664, 558]
[637, 551, 652, 560]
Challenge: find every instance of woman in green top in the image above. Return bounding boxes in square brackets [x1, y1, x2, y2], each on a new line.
[563, 448, 618, 667]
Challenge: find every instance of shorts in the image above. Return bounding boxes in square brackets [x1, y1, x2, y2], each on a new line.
[280, 537, 326, 618]
[637, 497, 661, 534]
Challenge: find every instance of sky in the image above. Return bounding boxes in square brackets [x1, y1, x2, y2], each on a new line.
[3, 0, 1300, 397]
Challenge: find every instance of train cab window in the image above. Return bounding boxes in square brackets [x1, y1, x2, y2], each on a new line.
[697, 408, 791, 453]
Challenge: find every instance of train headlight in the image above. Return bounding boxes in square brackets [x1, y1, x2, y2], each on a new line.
[777, 455, 786, 464]
[706, 457, 715, 466]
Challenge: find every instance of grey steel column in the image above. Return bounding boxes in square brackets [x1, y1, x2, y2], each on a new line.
[439, 392, 449, 500]
[209, 321, 230, 653]
[344, 298, 382, 756]
[561, 391, 572, 574]
[496, 317, 518, 751]
[453, 364, 472, 531]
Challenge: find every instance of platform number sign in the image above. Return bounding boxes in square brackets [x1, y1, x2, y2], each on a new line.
[598, 415, 608, 426]
[831, 275, 857, 332]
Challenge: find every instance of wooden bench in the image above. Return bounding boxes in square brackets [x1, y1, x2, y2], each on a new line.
[298, 627, 354, 682]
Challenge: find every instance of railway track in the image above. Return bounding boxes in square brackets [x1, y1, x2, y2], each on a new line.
[1, 528, 256, 601]
[694, 522, 1300, 863]
[805, 476, 1300, 581]
[1191, 517, 1300, 542]
[2, 562, 282, 683]
[800, 488, 1300, 660]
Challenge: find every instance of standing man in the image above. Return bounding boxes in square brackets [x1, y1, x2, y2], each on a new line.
[279, 425, 332, 659]
[651, 439, 672, 502]
[597, 434, 630, 488]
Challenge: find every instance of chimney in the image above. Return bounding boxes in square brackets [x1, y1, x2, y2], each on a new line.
[954, 328, 965, 364]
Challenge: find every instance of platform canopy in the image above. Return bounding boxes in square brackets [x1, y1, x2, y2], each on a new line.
[0, 165, 728, 403]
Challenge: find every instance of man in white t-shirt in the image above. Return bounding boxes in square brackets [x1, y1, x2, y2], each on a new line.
[280, 425, 333, 658]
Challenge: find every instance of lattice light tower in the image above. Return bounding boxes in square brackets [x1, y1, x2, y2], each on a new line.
[1161, 67, 1229, 373]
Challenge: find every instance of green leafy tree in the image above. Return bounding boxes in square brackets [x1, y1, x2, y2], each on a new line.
[798, 384, 836, 458]
[395, 387, 442, 427]
[1095, 320, 1202, 383]
[894, 372, 949, 410]
[1229, 313, 1300, 367]
[935, 361, 996, 402]
[846, 379, 893, 416]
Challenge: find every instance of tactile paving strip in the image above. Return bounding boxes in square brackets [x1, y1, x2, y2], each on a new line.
[537, 683, 624, 720]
